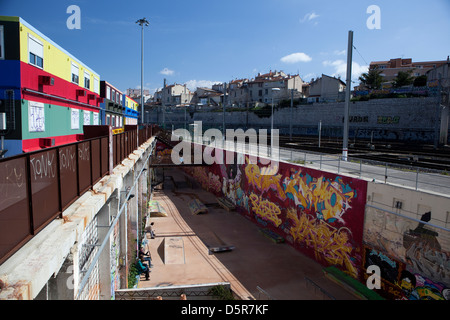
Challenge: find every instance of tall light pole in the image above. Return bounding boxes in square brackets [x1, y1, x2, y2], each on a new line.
[271, 88, 280, 155]
[342, 30, 353, 161]
[136, 17, 149, 124]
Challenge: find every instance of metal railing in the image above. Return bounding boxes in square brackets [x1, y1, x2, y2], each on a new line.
[0, 125, 157, 265]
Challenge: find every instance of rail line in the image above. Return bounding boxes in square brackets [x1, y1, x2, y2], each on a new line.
[278, 135, 450, 172]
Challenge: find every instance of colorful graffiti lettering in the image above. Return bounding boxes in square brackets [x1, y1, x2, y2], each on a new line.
[249, 193, 282, 227]
[286, 208, 358, 278]
[157, 148, 171, 158]
[245, 159, 285, 199]
[283, 169, 356, 223]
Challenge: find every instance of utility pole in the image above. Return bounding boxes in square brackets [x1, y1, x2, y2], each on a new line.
[290, 89, 294, 140]
[163, 78, 166, 129]
[136, 18, 149, 124]
[342, 30, 353, 161]
[223, 82, 227, 141]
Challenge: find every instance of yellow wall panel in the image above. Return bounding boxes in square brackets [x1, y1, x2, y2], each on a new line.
[18, 20, 99, 89]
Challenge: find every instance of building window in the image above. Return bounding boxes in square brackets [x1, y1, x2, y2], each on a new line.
[0, 25, 4, 60]
[111, 90, 116, 102]
[71, 108, 80, 129]
[28, 34, 44, 68]
[71, 63, 79, 84]
[84, 71, 90, 89]
[28, 101, 45, 132]
[93, 77, 99, 94]
[106, 87, 111, 100]
[83, 110, 91, 125]
[259, 90, 262, 97]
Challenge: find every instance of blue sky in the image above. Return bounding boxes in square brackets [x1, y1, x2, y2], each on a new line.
[2, 0, 450, 94]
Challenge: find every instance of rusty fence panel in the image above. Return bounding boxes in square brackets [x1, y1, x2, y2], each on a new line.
[0, 157, 32, 265]
[101, 137, 109, 177]
[113, 134, 118, 167]
[91, 139, 101, 185]
[29, 149, 61, 234]
[59, 144, 78, 211]
[120, 133, 125, 162]
[0, 128, 155, 265]
[78, 141, 92, 194]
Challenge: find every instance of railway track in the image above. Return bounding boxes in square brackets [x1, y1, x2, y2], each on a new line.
[278, 135, 450, 172]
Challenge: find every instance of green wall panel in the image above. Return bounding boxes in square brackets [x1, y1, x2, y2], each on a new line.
[21, 99, 93, 139]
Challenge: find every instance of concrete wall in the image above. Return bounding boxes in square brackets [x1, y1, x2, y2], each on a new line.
[149, 96, 445, 143]
[363, 182, 450, 300]
[367, 182, 449, 229]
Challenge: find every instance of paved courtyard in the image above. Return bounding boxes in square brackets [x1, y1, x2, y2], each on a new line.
[137, 167, 358, 300]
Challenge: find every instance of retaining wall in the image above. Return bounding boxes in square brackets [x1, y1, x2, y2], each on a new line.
[179, 143, 450, 300]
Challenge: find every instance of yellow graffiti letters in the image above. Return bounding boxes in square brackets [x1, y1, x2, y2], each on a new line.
[249, 193, 282, 227]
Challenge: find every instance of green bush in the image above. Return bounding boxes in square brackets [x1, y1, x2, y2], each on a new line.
[209, 285, 235, 300]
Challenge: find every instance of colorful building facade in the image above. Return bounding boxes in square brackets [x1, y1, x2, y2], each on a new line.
[0, 16, 101, 157]
[100, 81, 124, 134]
[123, 95, 139, 125]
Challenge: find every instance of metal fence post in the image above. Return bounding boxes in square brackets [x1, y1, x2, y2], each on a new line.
[415, 169, 419, 190]
[385, 163, 388, 183]
[359, 160, 362, 178]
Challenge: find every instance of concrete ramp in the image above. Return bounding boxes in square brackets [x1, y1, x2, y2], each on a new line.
[198, 231, 235, 253]
[163, 237, 185, 265]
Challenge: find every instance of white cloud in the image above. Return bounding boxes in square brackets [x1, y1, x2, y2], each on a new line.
[160, 68, 174, 76]
[185, 80, 222, 91]
[303, 73, 317, 81]
[322, 60, 369, 80]
[300, 12, 320, 23]
[281, 52, 312, 64]
[334, 50, 346, 56]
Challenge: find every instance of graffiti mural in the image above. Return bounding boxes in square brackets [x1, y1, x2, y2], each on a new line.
[363, 206, 450, 300]
[184, 150, 367, 280]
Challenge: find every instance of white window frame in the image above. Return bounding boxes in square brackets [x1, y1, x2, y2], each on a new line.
[84, 71, 90, 90]
[83, 110, 91, 125]
[93, 112, 99, 125]
[0, 25, 4, 60]
[71, 62, 79, 84]
[93, 77, 99, 94]
[106, 87, 111, 100]
[28, 33, 44, 68]
[28, 101, 45, 132]
[71, 108, 80, 130]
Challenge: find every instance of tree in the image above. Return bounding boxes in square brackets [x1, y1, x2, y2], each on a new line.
[359, 67, 383, 90]
[413, 75, 427, 87]
[392, 70, 414, 88]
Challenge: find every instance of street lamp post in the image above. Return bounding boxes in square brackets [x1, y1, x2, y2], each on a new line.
[136, 17, 149, 124]
[271, 88, 280, 156]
